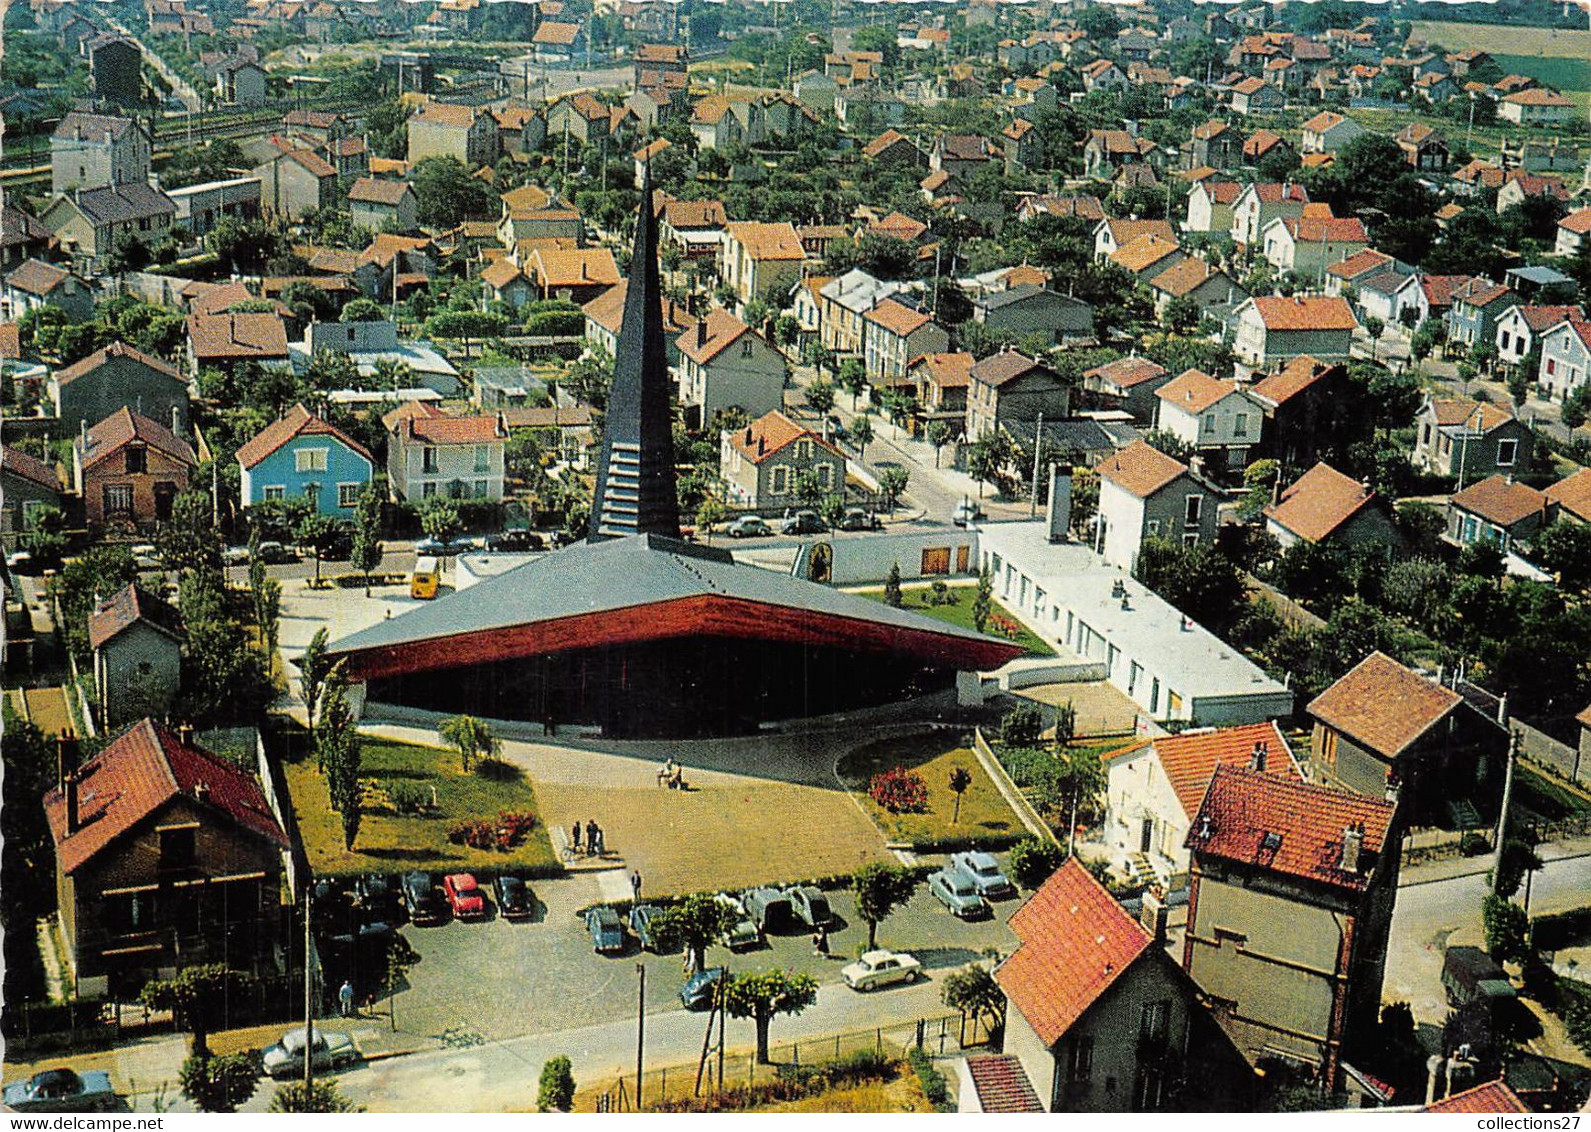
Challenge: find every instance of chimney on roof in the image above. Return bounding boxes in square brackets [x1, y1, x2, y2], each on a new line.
[194, 781, 210, 804]
[177, 722, 194, 747]
[698, 320, 708, 347]
[1250, 740, 1268, 771]
[65, 767, 80, 834]
[56, 731, 79, 792]
[1340, 822, 1364, 873]
[1140, 890, 1168, 945]
[172, 405, 181, 434]
[758, 436, 766, 456]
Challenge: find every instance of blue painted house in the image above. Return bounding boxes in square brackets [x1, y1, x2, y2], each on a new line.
[235, 403, 374, 515]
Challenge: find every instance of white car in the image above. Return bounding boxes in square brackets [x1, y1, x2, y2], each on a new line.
[715, 893, 761, 951]
[842, 949, 923, 991]
[262, 1028, 360, 1078]
[131, 544, 161, 569]
[950, 851, 1014, 899]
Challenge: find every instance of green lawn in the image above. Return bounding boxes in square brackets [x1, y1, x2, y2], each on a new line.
[285, 739, 558, 878]
[837, 732, 1024, 847]
[1517, 762, 1591, 822]
[855, 584, 1055, 657]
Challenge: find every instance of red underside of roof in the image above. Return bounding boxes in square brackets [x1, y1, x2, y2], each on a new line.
[336, 594, 1022, 682]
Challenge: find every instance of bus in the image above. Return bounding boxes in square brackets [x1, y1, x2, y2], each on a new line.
[410, 556, 440, 600]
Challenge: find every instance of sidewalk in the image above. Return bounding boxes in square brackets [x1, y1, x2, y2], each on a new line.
[1399, 833, 1591, 889]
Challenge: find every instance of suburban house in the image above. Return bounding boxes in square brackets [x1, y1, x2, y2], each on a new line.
[1102, 721, 1301, 883]
[1110, 236, 1186, 284]
[479, 259, 536, 310]
[1394, 122, 1449, 170]
[167, 177, 263, 238]
[383, 403, 508, 502]
[1555, 209, 1591, 257]
[40, 183, 176, 271]
[545, 93, 613, 145]
[348, 178, 418, 233]
[1309, 651, 1505, 823]
[251, 146, 339, 220]
[657, 197, 729, 260]
[1232, 295, 1357, 373]
[1095, 218, 1177, 260]
[819, 270, 904, 356]
[966, 351, 1071, 441]
[1, 444, 64, 545]
[1229, 77, 1283, 114]
[1445, 280, 1518, 353]
[87, 35, 141, 105]
[1535, 317, 1591, 402]
[1250, 355, 1350, 468]
[1324, 248, 1399, 297]
[407, 101, 499, 168]
[1412, 398, 1533, 482]
[1263, 462, 1399, 550]
[1229, 182, 1309, 245]
[0, 203, 53, 270]
[1445, 474, 1549, 554]
[583, 280, 695, 367]
[719, 410, 845, 509]
[1260, 215, 1370, 281]
[527, 247, 622, 305]
[1082, 356, 1171, 427]
[88, 584, 183, 729]
[1095, 440, 1221, 569]
[1496, 304, 1583, 369]
[969, 285, 1093, 348]
[1153, 369, 1263, 471]
[992, 859, 1252, 1113]
[1547, 468, 1591, 527]
[1182, 764, 1399, 1092]
[73, 408, 197, 530]
[719, 221, 805, 311]
[1082, 129, 1157, 178]
[1184, 180, 1242, 235]
[1497, 88, 1575, 126]
[1145, 258, 1247, 323]
[214, 57, 267, 108]
[1185, 120, 1242, 171]
[49, 342, 190, 437]
[236, 403, 375, 516]
[2, 258, 94, 323]
[50, 112, 150, 194]
[675, 310, 788, 429]
[910, 352, 975, 421]
[531, 20, 586, 61]
[862, 299, 949, 387]
[44, 719, 289, 996]
[1299, 110, 1367, 153]
[187, 311, 292, 375]
[1356, 269, 1426, 327]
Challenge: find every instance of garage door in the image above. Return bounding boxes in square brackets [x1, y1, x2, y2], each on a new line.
[921, 547, 951, 575]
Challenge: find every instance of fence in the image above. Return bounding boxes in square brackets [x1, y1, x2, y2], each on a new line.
[1515, 722, 1591, 791]
[594, 1012, 990, 1112]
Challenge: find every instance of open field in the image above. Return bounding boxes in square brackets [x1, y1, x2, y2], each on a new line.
[1412, 21, 1591, 58]
[284, 739, 558, 877]
[854, 584, 1056, 657]
[837, 732, 1023, 846]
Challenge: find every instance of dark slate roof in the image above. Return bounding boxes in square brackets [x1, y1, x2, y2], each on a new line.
[1002, 418, 1122, 454]
[973, 282, 1087, 312]
[329, 533, 1003, 659]
[73, 183, 176, 226]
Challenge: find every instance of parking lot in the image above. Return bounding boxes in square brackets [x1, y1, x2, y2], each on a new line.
[385, 866, 1021, 1044]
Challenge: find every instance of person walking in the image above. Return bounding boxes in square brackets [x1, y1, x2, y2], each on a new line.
[338, 980, 355, 1018]
[571, 820, 583, 856]
[594, 824, 606, 856]
[816, 924, 830, 957]
[630, 871, 642, 901]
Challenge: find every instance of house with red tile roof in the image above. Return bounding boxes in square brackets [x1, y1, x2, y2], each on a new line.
[1095, 439, 1221, 569]
[88, 584, 183, 728]
[1260, 214, 1369, 280]
[1264, 461, 1398, 550]
[235, 403, 374, 515]
[1308, 650, 1505, 821]
[48, 341, 190, 438]
[1248, 355, 1349, 467]
[1536, 316, 1591, 403]
[676, 309, 789, 428]
[1446, 473, 1549, 554]
[1412, 397, 1533, 483]
[908, 351, 975, 420]
[1153, 369, 1264, 471]
[1233, 294, 1357, 372]
[1083, 355, 1171, 426]
[44, 718, 289, 991]
[1183, 763, 1400, 1091]
[73, 408, 197, 531]
[1425, 1079, 1530, 1113]
[966, 350, 1070, 442]
[995, 858, 1252, 1111]
[719, 409, 844, 509]
[862, 298, 949, 387]
[1545, 466, 1591, 525]
[1102, 721, 1300, 881]
[407, 100, 499, 168]
[1555, 208, 1591, 257]
[383, 403, 508, 503]
[956, 1054, 1044, 1113]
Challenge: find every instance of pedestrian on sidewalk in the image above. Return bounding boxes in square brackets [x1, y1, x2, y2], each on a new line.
[593, 824, 606, 856]
[338, 980, 354, 1018]
[631, 871, 642, 901]
[571, 820, 583, 856]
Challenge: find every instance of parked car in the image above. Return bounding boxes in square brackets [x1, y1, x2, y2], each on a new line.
[262, 1028, 360, 1079]
[221, 545, 251, 566]
[414, 535, 450, 556]
[679, 967, 729, 1012]
[1442, 946, 1517, 1015]
[446, 534, 480, 555]
[714, 893, 761, 950]
[786, 886, 833, 929]
[952, 501, 984, 527]
[744, 887, 795, 934]
[131, 543, 161, 569]
[841, 949, 923, 991]
[485, 529, 544, 553]
[929, 867, 990, 920]
[949, 852, 1014, 899]
[630, 903, 673, 952]
[3, 1069, 117, 1112]
[493, 875, 534, 920]
[837, 508, 881, 532]
[726, 515, 772, 539]
[781, 510, 825, 535]
[587, 906, 626, 954]
[255, 541, 297, 564]
[401, 871, 446, 925]
[442, 873, 487, 919]
[318, 523, 354, 561]
[354, 873, 399, 913]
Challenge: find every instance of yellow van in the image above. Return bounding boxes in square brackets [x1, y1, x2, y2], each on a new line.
[410, 556, 440, 600]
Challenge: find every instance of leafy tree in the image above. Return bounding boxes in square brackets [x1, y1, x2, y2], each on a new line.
[140, 965, 257, 1056]
[1482, 894, 1529, 962]
[926, 419, 953, 468]
[852, 862, 919, 949]
[653, 893, 739, 974]
[438, 714, 500, 773]
[1001, 704, 1044, 747]
[1143, 429, 1195, 462]
[318, 664, 363, 849]
[941, 964, 1004, 1033]
[209, 217, 287, 275]
[1162, 296, 1200, 336]
[2, 712, 57, 1005]
[721, 970, 820, 1063]
[972, 568, 993, 633]
[537, 1056, 576, 1113]
[270, 1080, 363, 1112]
[966, 435, 1008, 498]
[294, 510, 338, 588]
[1564, 384, 1591, 430]
[878, 465, 909, 511]
[1363, 316, 1386, 361]
[424, 310, 508, 358]
[948, 766, 973, 824]
[851, 414, 875, 463]
[1492, 837, 1543, 901]
[1135, 538, 1247, 634]
[838, 359, 867, 408]
[806, 380, 836, 418]
[419, 498, 462, 543]
[298, 627, 331, 721]
[340, 298, 385, 323]
[411, 156, 497, 228]
[1008, 837, 1064, 888]
[351, 487, 384, 596]
[1534, 521, 1591, 592]
[883, 562, 903, 608]
[157, 489, 222, 575]
[1027, 744, 1107, 829]
[794, 469, 825, 508]
[180, 1051, 263, 1113]
[18, 504, 67, 568]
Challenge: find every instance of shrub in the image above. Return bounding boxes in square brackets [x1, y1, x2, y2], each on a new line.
[537, 1055, 575, 1112]
[1000, 704, 1044, 747]
[997, 746, 1053, 788]
[446, 810, 537, 851]
[907, 1048, 949, 1109]
[1482, 894, 1529, 962]
[389, 780, 431, 814]
[1459, 831, 1492, 857]
[869, 766, 929, 813]
[1008, 838, 1065, 889]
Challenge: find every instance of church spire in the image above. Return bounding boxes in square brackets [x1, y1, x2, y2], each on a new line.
[588, 167, 680, 542]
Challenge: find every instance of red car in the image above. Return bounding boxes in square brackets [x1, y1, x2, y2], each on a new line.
[442, 873, 487, 919]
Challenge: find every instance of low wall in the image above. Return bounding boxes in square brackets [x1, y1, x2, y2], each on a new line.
[972, 727, 1060, 848]
[1515, 721, 1590, 790]
[999, 659, 1107, 690]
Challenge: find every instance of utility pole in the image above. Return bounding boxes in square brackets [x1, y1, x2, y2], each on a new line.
[1029, 411, 1043, 518]
[303, 884, 314, 1092]
[634, 962, 646, 1111]
[1490, 730, 1520, 893]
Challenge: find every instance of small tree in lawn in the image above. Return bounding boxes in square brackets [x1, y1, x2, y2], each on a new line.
[926, 419, 953, 468]
[722, 970, 819, 1063]
[883, 561, 903, 607]
[852, 862, 919, 949]
[180, 1050, 263, 1113]
[319, 663, 363, 850]
[350, 487, 384, 596]
[298, 626, 331, 721]
[439, 713, 499, 773]
[972, 568, 993, 633]
[941, 964, 1005, 1036]
[851, 413, 874, 463]
[948, 766, 973, 824]
[653, 892, 739, 974]
[537, 1055, 576, 1113]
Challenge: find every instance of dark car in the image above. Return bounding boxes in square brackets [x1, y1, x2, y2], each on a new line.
[494, 875, 534, 920]
[485, 529, 545, 553]
[629, 904, 673, 952]
[3, 1069, 117, 1112]
[318, 523, 354, 561]
[837, 508, 881, 532]
[401, 871, 447, 925]
[679, 967, 729, 1012]
[255, 540, 297, 564]
[587, 906, 626, 954]
[354, 874, 399, 916]
[744, 887, 796, 933]
[781, 510, 826, 536]
[786, 886, 833, 929]
[446, 534, 480, 555]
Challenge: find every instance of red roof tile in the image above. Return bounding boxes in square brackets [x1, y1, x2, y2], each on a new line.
[1251, 355, 1340, 406]
[1156, 368, 1241, 414]
[1248, 295, 1357, 331]
[725, 410, 838, 465]
[87, 583, 182, 650]
[964, 1055, 1044, 1113]
[995, 858, 1153, 1047]
[54, 341, 182, 387]
[1187, 764, 1396, 893]
[1097, 439, 1188, 499]
[1425, 1080, 1529, 1113]
[1307, 651, 1463, 759]
[2, 444, 62, 493]
[1264, 461, 1378, 543]
[1108, 721, 1301, 819]
[80, 408, 196, 470]
[1085, 355, 1168, 391]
